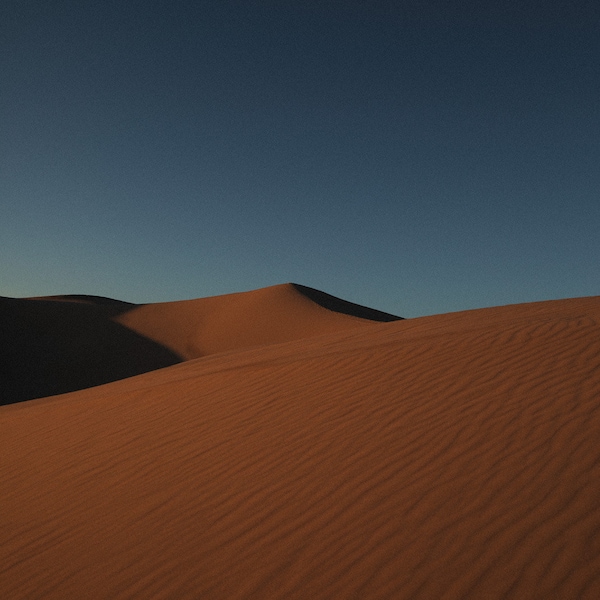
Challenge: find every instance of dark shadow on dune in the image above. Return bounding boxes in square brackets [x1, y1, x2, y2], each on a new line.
[57, 294, 135, 305]
[0, 297, 183, 406]
[291, 284, 403, 322]
[0, 286, 402, 405]
[29, 294, 137, 315]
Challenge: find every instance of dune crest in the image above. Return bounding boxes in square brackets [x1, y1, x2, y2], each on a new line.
[1, 293, 600, 598]
[1, 284, 397, 404]
[114, 282, 401, 360]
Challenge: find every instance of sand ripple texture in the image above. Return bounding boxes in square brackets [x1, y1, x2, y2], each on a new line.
[2, 295, 600, 599]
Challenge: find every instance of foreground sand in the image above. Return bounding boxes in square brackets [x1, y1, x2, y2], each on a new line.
[1, 287, 600, 598]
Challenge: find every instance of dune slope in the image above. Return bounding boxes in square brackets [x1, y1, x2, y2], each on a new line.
[1, 284, 399, 404]
[1, 295, 600, 598]
[0, 295, 182, 405]
[113, 282, 401, 359]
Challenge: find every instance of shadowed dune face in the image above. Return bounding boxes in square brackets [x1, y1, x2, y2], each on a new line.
[28, 294, 137, 309]
[0, 297, 183, 405]
[1, 294, 600, 598]
[290, 283, 402, 321]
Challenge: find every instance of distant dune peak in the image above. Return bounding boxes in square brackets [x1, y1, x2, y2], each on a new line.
[290, 283, 403, 322]
[1, 283, 400, 404]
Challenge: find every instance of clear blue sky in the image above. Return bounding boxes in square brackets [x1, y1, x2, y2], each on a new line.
[2, 0, 598, 317]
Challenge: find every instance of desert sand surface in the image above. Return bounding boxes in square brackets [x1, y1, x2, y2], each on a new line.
[1, 283, 399, 404]
[1, 285, 600, 599]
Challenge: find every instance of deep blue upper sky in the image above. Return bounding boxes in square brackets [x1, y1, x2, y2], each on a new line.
[2, 0, 599, 317]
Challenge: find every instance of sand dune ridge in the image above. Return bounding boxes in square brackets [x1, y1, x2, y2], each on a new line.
[1, 289, 599, 598]
[1, 283, 400, 404]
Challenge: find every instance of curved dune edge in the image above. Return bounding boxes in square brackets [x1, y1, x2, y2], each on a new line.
[1, 295, 600, 598]
[1, 283, 397, 404]
[113, 282, 401, 360]
[0, 295, 182, 405]
[290, 283, 402, 322]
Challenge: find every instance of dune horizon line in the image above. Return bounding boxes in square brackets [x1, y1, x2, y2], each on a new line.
[1, 282, 401, 405]
[2, 285, 600, 598]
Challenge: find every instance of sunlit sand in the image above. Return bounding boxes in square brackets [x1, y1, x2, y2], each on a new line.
[2, 285, 600, 598]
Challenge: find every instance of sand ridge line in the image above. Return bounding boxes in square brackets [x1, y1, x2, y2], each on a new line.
[1, 294, 600, 598]
[1, 283, 400, 405]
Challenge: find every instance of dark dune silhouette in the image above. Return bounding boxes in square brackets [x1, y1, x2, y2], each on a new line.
[291, 283, 402, 322]
[0, 296, 182, 405]
[33, 294, 136, 310]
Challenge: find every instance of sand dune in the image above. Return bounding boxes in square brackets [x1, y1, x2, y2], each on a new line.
[1, 288, 600, 598]
[1, 283, 400, 404]
[113, 282, 401, 360]
[0, 295, 181, 405]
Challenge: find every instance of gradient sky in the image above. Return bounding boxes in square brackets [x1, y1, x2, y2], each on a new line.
[2, 0, 599, 317]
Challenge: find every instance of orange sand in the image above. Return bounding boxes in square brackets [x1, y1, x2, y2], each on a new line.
[1, 284, 398, 404]
[1, 285, 600, 598]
